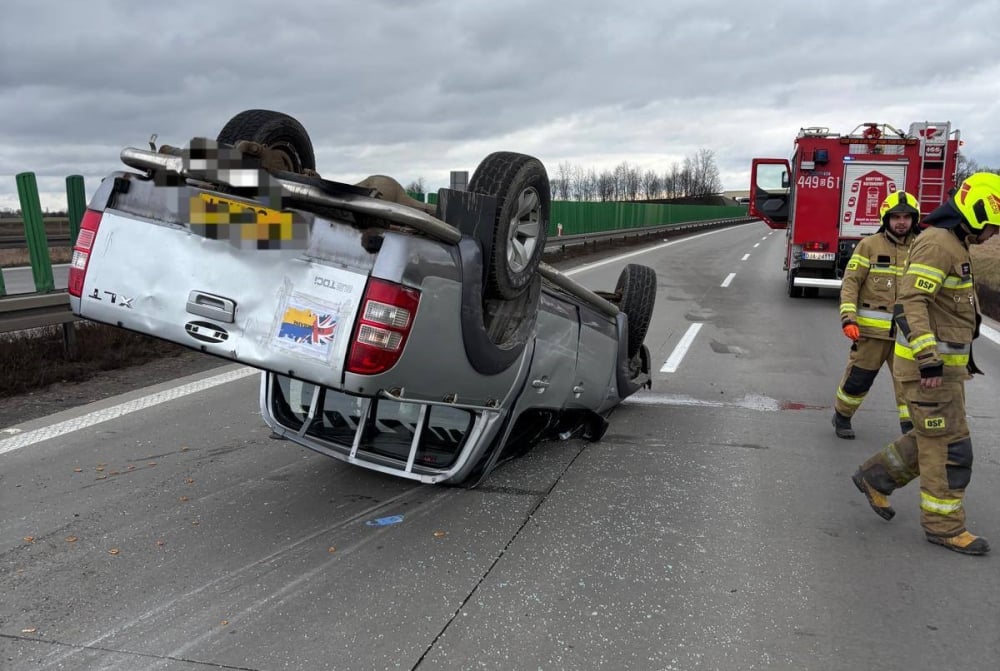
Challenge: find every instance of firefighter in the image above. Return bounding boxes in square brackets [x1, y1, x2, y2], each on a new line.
[832, 191, 921, 439]
[851, 172, 1000, 556]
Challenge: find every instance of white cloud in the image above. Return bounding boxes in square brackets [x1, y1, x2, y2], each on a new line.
[1, 0, 998, 211]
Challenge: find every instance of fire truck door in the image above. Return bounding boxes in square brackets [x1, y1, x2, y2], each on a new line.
[749, 158, 791, 230]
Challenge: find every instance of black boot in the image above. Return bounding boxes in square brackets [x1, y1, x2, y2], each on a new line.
[832, 412, 855, 439]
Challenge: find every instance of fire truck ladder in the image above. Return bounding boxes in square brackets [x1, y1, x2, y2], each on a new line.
[913, 122, 957, 215]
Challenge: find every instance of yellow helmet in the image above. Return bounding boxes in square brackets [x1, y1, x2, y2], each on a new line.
[879, 191, 920, 227]
[954, 172, 1000, 230]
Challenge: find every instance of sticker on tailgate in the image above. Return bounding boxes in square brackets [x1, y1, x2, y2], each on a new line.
[273, 292, 350, 362]
[189, 193, 308, 250]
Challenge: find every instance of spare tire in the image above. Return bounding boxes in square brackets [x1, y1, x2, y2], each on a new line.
[615, 264, 657, 359]
[468, 152, 550, 300]
[217, 109, 316, 173]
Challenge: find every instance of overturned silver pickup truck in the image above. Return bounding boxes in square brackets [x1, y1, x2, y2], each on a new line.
[69, 110, 656, 486]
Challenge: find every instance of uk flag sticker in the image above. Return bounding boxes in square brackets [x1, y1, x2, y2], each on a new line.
[274, 294, 345, 360]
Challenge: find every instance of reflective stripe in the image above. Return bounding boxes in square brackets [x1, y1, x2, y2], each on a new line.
[909, 333, 937, 354]
[857, 308, 892, 330]
[907, 263, 945, 283]
[858, 309, 892, 320]
[943, 277, 974, 289]
[897, 404, 910, 420]
[895, 340, 969, 366]
[836, 388, 865, 407]
[857, 316, 892, 329]
[939, 342, 971, 366]
[850, 254, 871, 268]
[840, 302, 857, 314]
[920, 491, 963, 515]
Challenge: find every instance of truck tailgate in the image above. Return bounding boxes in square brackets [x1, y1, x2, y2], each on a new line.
[77, 210, 368, 388]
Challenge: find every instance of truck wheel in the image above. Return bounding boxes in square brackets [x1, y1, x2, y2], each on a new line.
[217, 109, 316, 173]
[787, 270, 804, 298]
[616, 264, 657, 359]
[468, 152, 550, 300]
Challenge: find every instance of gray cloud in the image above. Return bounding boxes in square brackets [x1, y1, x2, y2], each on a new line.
[1, 0, 998, 210]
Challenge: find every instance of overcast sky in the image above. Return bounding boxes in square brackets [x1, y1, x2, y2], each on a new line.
[1, 0, 998, 211]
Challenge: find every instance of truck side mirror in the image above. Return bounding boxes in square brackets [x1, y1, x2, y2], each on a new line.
[781, 172, 790, 189]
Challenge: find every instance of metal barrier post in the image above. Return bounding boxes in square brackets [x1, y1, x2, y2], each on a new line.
[0, 267, 6, 297]
[15, 172, 55, 293]
[66, 175, 86, 245]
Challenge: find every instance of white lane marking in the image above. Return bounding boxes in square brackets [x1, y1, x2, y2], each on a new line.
[741, 253, 750, 261]
[661, 323, 703, 373]
[625, 392, 782, 411]
[753, 242, 760, 248]
[563, 224, 751, 276]
[762, 236, 768, 240]
[982, 323, 1000, 345]
[0, 367, 259, 456]
[720, 273, 736, 288]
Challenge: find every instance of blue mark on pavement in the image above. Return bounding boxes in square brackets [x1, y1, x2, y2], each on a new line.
[366, 515, 404, 527]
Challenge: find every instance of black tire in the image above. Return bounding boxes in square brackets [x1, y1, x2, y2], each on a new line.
[468, 152, 550, 300]
[217, 109, 316, 173]
[616, 264, 657, 359]
[787, 269, 804, 298]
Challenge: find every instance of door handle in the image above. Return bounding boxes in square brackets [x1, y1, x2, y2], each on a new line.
[186, 291, 236, 323]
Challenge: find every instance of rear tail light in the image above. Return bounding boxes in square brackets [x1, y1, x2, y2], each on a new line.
[68, 209, 104, 297]
[346, 279, 420, 375]
[803, 241, 829, 251]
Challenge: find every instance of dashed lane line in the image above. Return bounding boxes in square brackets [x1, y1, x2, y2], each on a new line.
[661, 323, 703, 373]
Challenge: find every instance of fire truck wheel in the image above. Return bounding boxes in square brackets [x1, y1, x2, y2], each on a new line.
[469, 152, 550, 300]
[217, 109, 316, 174]
[615, 264, 658, 359]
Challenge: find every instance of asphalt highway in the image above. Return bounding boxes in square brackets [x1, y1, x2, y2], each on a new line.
[3, 222, 999, 670]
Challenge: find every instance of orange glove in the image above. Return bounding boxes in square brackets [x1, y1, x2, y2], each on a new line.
[843, 323, 860, 341]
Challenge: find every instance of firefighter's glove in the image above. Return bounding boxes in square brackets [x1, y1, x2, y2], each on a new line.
[919, 362, 944, 379]
[842, 323, 860, 341]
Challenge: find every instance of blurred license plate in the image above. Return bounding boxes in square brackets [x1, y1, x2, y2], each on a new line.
[189, 193, 299, 246]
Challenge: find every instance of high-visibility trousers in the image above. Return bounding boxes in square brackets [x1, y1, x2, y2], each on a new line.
[856, 379, 973, 538]
[834, 337, 909, 426]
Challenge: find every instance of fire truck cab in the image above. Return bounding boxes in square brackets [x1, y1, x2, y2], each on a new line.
[749, 121, 962, 297]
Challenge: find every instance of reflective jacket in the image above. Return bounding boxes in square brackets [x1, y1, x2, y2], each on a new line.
[893, 222, 979, 382]
[840, 229, 915, 339]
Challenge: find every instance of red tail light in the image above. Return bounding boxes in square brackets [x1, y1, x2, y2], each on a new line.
[68, 209, 104, 297]
[346, 279, 420, 375]
[803, 241, 829, 251]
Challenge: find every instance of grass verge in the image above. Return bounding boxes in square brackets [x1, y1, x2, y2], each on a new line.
[1, 323, 194, 398]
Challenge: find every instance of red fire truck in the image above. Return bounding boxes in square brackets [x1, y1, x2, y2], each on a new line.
[749, 121, 962, 297]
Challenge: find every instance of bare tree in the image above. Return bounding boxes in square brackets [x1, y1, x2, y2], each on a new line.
[554, 161, 573, 200]
[581, 168, 599, 201]
[597, 170, 616, 202]
[405, 177, 426, 194]
[641, 169, 661, 200]
[691, 148, 723, 196]
[540, 147, 725, 201]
